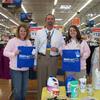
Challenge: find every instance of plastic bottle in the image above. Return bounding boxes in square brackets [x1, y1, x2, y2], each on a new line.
[65, 75, 75, 97]
[79, 76, 87, 93]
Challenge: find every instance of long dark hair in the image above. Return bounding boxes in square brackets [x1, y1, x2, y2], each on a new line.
[65, 25, 82, 44]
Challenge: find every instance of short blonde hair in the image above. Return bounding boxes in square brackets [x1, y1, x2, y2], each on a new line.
[16, 24, 29, 40]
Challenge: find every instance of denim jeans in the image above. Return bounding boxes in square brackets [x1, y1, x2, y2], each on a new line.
[10, 69, 29, 100]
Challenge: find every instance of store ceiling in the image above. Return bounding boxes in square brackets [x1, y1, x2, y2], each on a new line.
[0, 0, 100, 33]
[22, 0, 100, 27]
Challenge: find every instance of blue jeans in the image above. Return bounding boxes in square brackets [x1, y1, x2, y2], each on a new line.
[11, 69, 29, 100]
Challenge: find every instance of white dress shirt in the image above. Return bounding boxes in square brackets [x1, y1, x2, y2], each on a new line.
[35, 28, 64, 56]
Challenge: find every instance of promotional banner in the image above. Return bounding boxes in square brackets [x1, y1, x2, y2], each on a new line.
[91, 28, 100, 38]
[71, 17, 80, 26]
[2, 0, 22, 8]
[29, 26, 42, 39]
[17, 46, 35, 68]
[20, 13, 32, 22]
[62, 50, 80, 72]
[86, 20, 95, 27]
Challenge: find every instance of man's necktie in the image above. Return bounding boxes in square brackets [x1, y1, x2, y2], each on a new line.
[47, 31, 51, 41]
[47, 32, 51, 49]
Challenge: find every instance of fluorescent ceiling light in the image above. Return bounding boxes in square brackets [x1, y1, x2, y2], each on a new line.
[0, 12, 19, 26]
[80, 27, 88, 31]
[55, 18, 63, 21]
[21, 4, 27, 13]
[63, 0, 93, 26]
[87, 14, 93, 17]
[52, 9, 55, 15]
[60, 5, 71, 10]
[78, 23, 84, 27]
[87, 13, 96, 17]
[81, 22, 85, 26]
[94, 23, 100, 27]
[79, 14, 100, 27]
[63, 13, 77, 26]
[80, 22, 100, 31]
[81, 14, 100, 31]
[54, 0, 58, 6]
[0, 23, 9, 29]
[90, 14, 100, 21]
[78, 22, 85, 27]
[9, 19, 19, 26]
[0, 12, 8, 19]
[78, 0, 93, 12]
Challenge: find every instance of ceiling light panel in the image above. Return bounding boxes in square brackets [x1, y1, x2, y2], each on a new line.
[54, 0, 58, 6]
[55, 18, 63, 21]
[0, 12, 8, 19]
[52, 9, 55, 15]
[60, 5, 71, 10]
[21, 3, 27, 13]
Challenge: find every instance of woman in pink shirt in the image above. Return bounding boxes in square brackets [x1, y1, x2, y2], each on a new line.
[59, 25, 90, 79]
[3, 24, 33, 100]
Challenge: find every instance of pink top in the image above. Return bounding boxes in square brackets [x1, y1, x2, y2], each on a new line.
[59, 39, 91, 70]
[3, 37, 32, 71]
